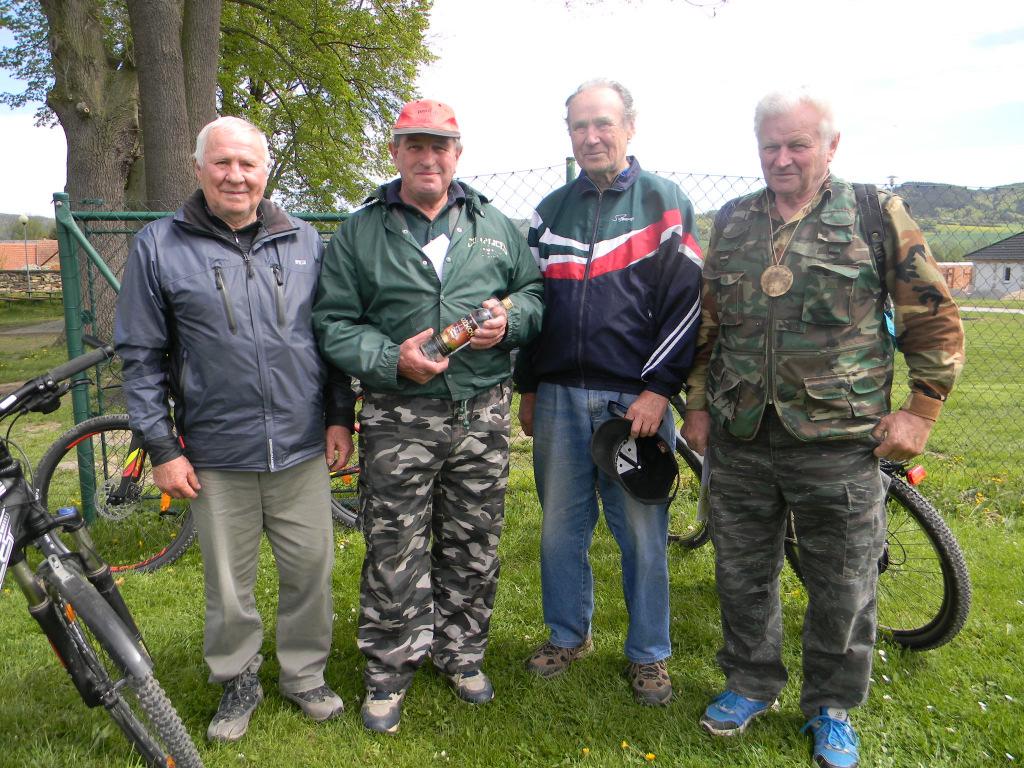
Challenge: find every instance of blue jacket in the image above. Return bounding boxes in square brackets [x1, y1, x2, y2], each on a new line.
[115, 191, 354, 471]
[514, 158, 703, 396]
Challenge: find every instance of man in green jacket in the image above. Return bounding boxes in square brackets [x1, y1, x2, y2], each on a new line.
[313, 99, 544, 735]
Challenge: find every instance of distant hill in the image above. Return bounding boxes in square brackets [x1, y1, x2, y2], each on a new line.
[893, 181, 1024, 224]
[0, 213, 57, 240]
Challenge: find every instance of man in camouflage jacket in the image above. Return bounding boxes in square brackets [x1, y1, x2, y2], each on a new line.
[682, 90, 964, 768]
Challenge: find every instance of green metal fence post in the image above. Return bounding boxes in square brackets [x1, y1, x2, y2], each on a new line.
[53, 192, 98, 522]
[565, 157, 577, 184]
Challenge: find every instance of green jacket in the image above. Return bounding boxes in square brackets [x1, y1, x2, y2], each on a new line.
[703, 178, 895, 441]
[314, 181, 544, 400]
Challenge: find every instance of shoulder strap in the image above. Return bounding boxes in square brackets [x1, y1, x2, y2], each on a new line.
[853, 182, 888, 302]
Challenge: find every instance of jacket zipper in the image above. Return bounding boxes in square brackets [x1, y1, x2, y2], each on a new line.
[213, 266, 239, 335]
[577, 190, 605, 388]
[271, 264, 286, 328]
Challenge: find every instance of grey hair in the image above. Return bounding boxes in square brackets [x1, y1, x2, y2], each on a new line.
[754, 88, 838, 143]
[565, 79, 637, 125]
[194, 116, 271, 167]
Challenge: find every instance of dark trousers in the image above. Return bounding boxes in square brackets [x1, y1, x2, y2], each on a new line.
[708, 409, 886, 717]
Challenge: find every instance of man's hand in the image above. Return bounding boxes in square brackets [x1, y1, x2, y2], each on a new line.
[469, 297, 508, 350]
[325, 425, 354, 471]
[625, 391, 669, 438]
[518, 392, 536, 436]
[872, 409, 935, 461]
[398, 328, 450, 384]
[681, 409, 710, 456]
[153, 455, 201, 500]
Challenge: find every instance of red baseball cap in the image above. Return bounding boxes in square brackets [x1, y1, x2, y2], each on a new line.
[392, 99, 461, 138]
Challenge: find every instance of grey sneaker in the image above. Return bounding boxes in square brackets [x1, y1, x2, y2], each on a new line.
[525, 636, 594, 679]
[446, 670, 494, 704]
[361, 688, 406, 734]
[281, 684, 344, 722]
[207, 655, 264, 743]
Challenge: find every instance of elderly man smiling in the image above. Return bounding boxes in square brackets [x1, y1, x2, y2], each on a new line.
[115, 116, 355, 742]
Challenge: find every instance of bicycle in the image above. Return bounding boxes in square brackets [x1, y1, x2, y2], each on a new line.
[36, 407, 362, 569]
[664, 394, 972, 651]
[0, 345, 203, 767]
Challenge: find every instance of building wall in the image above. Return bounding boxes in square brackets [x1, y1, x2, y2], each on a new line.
[936, 262, 973, 296]
[971, 262, 1024, 298]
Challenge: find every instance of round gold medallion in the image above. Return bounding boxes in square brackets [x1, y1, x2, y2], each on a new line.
[760, 264, 794, 297]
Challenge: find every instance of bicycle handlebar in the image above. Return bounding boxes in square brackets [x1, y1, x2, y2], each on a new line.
[47, 345, 114, 385]
[0, 344, 114, 419]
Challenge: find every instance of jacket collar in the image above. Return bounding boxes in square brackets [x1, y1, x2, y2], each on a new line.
[573, 156, 642, 196]
[175, 189, 296, 238]
[365, 179, 489, 219]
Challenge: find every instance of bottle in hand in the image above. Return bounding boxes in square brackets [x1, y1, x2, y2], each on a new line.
[420, 297, 514, 361]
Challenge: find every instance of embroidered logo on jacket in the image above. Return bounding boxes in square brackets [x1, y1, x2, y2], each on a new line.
[468, 237, 509, 257]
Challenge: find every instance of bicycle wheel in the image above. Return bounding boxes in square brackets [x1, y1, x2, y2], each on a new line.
[35, 414, 196, 573]
[45, 563, 203, 767]
[330, 465, 360, 528]
[784, 473, 971, 651]
[668, 432, 710, 549]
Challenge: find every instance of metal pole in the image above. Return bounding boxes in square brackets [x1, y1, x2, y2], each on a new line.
[565, 157, 577, 185]
[18, 213, 30, 296]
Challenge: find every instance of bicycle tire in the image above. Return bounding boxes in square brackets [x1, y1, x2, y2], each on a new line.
[330, 465, 360, 529]
[668, 432, 710, 549]
[46, 563, 203, 767]
[784, 473, 971, 651]
[35, 414, 197, 573]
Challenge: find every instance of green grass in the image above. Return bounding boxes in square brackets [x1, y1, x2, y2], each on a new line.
[1, 319, 1021, 767]
[1, 459, 1020, 767]
[0, 294, 63, 329]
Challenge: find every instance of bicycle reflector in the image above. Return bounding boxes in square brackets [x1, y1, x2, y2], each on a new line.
[906, 465, 927, 485]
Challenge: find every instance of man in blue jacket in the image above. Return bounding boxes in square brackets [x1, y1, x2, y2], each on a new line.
[115, 116, 355, 742]
[515, 80, 703, 706]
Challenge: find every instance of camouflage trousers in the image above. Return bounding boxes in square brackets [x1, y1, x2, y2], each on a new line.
[708, 408, 886, 717]
[357, 381, 511, 692]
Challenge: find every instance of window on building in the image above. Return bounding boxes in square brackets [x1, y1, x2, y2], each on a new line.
[1003, 266, 1012, 282]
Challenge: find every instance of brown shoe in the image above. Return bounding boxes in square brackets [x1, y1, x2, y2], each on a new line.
[525, 636, 594, 679]
[625, 660, 673, 706]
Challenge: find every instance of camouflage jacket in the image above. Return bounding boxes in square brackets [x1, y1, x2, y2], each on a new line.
[686, 176, 964, 441]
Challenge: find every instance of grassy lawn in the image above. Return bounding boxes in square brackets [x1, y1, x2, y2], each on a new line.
[0, 317, 1021, 767]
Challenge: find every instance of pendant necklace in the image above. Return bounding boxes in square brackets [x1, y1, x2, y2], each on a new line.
[761, 191, 809, 298]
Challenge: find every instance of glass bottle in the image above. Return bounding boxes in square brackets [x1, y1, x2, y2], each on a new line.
[420, 297, 514, 361]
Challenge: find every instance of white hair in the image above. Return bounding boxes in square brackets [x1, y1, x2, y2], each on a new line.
[194, 116, 271, 167]
[565, 78, 637, 125]
[754, 88, 837, 143]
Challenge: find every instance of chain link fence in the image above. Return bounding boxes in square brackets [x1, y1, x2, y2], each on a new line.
[57, 166, 1024, 491]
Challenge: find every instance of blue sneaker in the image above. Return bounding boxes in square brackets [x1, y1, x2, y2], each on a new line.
[700, 690, 778, 736]
[801, 708, 860, 768]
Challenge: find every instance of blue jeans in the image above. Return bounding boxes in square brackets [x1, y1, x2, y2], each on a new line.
[533, 383, 673, 663]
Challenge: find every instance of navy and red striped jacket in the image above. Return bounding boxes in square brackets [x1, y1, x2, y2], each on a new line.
[514, 157, 703, 397]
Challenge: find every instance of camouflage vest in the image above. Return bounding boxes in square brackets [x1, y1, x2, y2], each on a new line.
[706, 178, 894, 441]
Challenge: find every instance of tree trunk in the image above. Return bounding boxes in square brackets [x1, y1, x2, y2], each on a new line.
[183, 0, 223, 143]
[126, 0, 195, 211]
[40, 0, 142, 343]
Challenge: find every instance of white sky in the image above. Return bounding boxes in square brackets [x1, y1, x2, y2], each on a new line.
[2, 0, 1023, 217]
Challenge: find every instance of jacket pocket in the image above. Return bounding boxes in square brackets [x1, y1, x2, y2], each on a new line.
[708, 271, 744, 326]
[213, 266, 239, 335]
[708, 360, 743, 421]
[804, 364, 889, 421]
[801, 262, 859, 326]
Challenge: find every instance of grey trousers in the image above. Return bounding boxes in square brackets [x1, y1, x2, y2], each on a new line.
[708, 410, 886, 717]
[191, 455, 334, 693]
